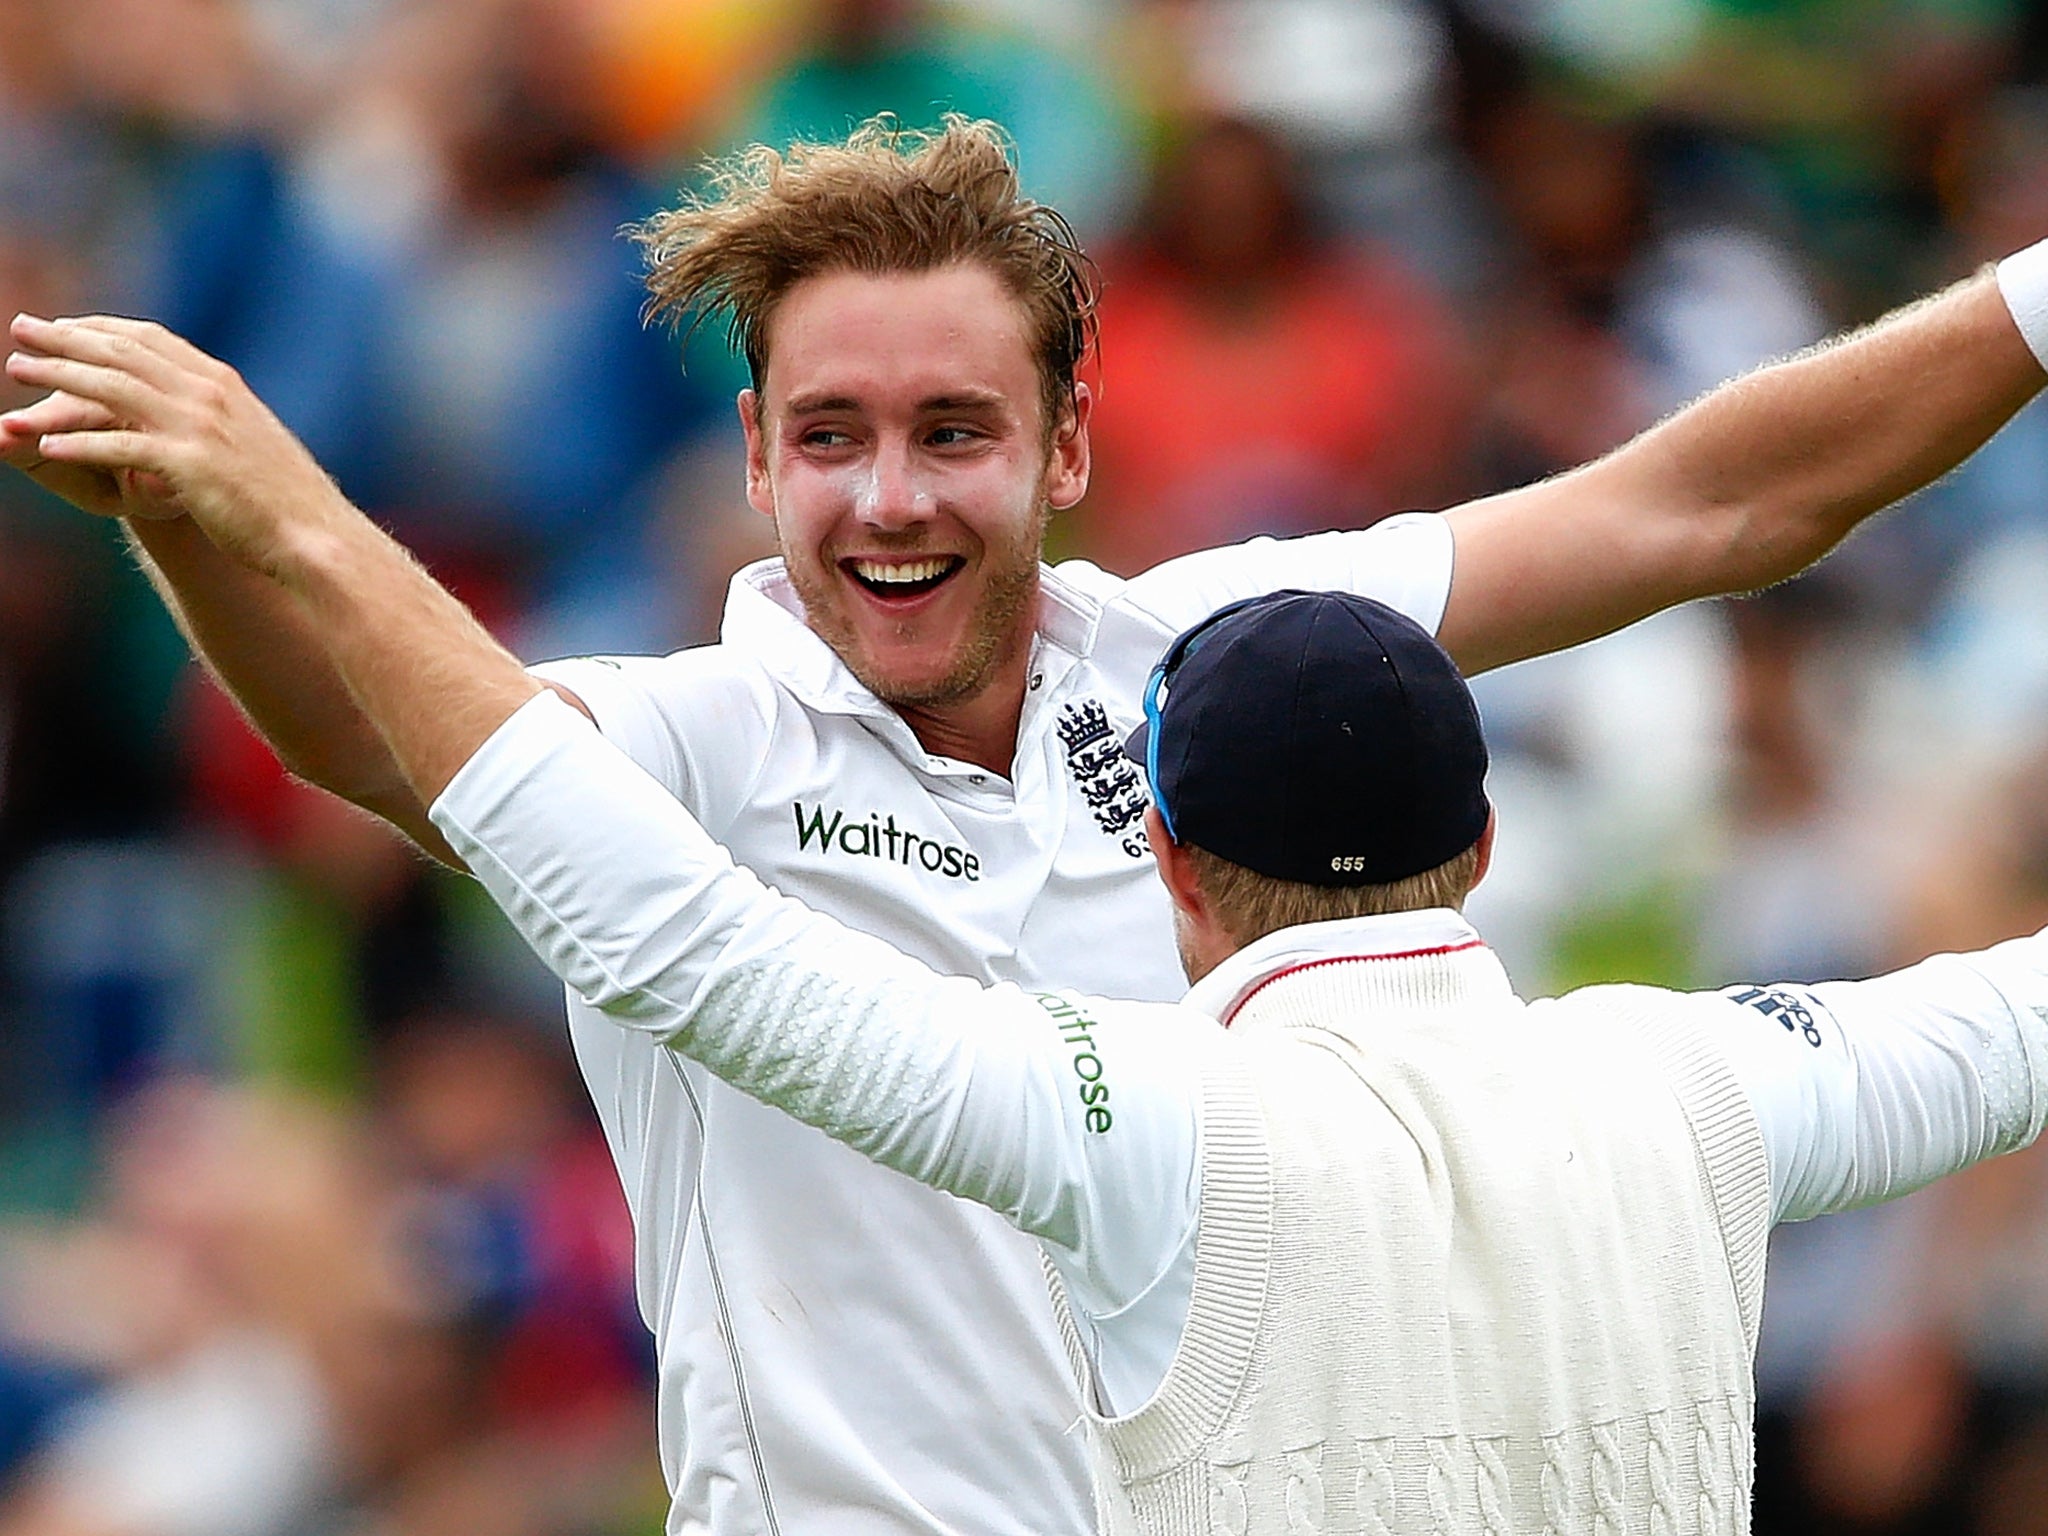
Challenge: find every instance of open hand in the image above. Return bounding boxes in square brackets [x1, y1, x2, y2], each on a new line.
[2, 314, 352, 576]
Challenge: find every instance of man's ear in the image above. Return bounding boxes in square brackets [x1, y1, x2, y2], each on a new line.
[1470, 808, 1496, 894]
[1044, 382, 1092, 511]
[1146, 805, 1207, 922]
[739, 391, 774, 519]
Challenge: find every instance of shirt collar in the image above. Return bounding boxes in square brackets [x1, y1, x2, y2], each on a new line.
[1181, 908, 1496, 1025]
[718, 557, 1101, 723]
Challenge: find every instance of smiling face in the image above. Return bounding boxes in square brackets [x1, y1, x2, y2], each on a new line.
[741, 263, 1091, 716]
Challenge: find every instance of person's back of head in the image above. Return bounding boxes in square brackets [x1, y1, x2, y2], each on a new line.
[635, 113, 1098, 440]
[1119, 602, 1760, 1536]
[1126, 590, 1491, 969]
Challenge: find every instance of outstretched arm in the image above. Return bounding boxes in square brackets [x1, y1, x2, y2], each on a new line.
[1439, 255, 2047, 673]
[1697, 940, 2048, 1225]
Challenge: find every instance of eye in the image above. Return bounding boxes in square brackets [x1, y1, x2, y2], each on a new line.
[927, 425, 985, 448]
[800, 426, 855, 450]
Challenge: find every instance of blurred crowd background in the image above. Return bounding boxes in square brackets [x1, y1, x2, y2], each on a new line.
[3, 0, 2048, 1530]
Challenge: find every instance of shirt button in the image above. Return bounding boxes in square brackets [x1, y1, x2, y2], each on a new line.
[971, 774, 987, 785]
[1029, 673, 1044, 691]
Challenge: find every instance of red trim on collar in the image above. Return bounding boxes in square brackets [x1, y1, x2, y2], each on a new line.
[1223, 941, 1488, 1026]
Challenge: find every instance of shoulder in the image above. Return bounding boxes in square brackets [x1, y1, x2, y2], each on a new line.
[1545, 977, 1761, 1020]
[1554, 978, 1831, 1040]
[1022, 561, 1179, 721]
[1044, 557, 1127, 612]
[1527, 980, 1757, 1061]
[528, 645, 785, 813]
[533, 644, 783, 732]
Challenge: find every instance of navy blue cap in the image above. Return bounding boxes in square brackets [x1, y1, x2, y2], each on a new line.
[1125, 591, 1489, 886]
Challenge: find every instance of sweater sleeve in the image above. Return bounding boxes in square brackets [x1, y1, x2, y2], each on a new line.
[429, 691, 1203, 1316]
[1700, 935, 2048, 1223]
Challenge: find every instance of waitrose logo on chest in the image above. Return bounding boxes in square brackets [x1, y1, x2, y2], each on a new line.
[792, 801, 982, 882]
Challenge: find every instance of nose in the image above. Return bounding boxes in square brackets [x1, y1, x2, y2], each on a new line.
[855, 437, 935, 529]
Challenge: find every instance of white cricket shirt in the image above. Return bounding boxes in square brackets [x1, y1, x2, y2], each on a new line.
[522, 521, 1457, 1535]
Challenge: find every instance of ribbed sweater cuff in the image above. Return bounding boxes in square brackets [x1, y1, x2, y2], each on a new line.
[1097, 1062, 1271, 1481]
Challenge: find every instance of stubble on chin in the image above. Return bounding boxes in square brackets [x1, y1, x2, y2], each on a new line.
[782, 511, 1047, 710]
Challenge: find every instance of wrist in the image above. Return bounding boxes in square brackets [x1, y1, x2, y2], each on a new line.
[274, 510, 377, 601]
[123, 509, 201, 554]
[1996, 240, 2048, 371]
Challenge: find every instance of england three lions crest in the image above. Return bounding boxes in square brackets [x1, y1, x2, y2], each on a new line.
[1056, 699, 1150, 861]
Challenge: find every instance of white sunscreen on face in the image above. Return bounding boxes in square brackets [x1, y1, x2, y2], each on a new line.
[845, 457, 939, 522]
[819, 452, 879, 522]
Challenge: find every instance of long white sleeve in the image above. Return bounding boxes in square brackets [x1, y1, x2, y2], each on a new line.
[1699, 945, 2048, 1223]
[430, 693, 1204, 1330]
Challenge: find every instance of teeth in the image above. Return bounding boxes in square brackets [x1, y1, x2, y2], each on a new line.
[851, 558, 953, 585]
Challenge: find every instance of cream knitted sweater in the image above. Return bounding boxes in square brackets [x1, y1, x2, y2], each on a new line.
[1072, 945, 1772, 1536]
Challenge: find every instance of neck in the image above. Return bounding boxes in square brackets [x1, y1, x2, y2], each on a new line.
[893, 651, 1032, 776]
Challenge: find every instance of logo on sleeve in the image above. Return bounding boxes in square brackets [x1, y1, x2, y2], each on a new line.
[1725, 984, 1829, 1048]
[1034, 993, 1114, 1132]
[792, 802, 980, 881]
[1056, 700, 1150, 861]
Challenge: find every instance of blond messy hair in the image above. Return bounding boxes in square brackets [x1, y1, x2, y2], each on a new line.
[1183, 841, 1485, 951]
[635, 115, 1100, 437]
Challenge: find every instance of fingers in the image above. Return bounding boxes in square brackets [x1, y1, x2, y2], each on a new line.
[4, 353, 168, 437]
[8, 313, 198, 392]
[62, 315, 228, 380]
[1, 393, 122, 511]
[7, 315, 238, 439]
[0, 413, 129, 519]
[0, 391, 119, 442]
[4, 314, 320, 546]
[9, 313, 182, 397]
[1, 318, 208, 523]
[31, 427, 161, 473]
